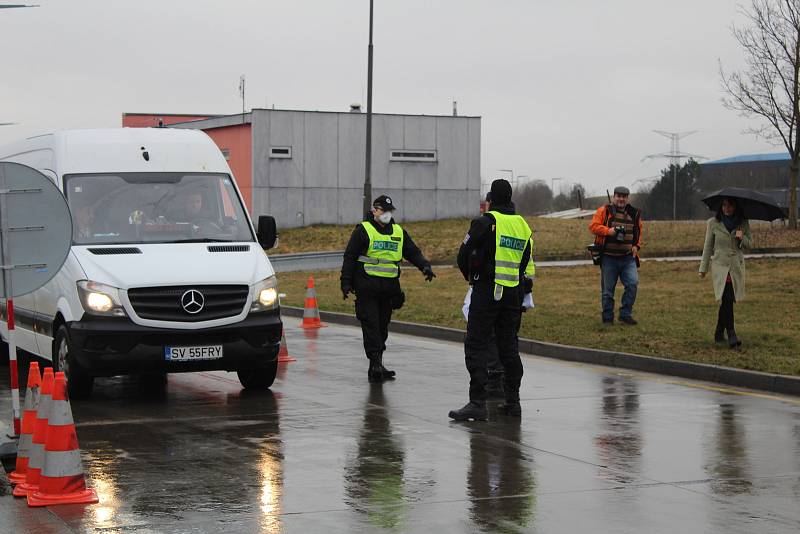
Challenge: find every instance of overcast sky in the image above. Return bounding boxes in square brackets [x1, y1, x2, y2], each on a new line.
[0, 0, 785, 196]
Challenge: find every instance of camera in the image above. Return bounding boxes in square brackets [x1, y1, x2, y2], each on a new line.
[614, 226, 625, 242]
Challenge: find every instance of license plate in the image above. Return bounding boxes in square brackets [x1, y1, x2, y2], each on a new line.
[164, 345, 223, 361]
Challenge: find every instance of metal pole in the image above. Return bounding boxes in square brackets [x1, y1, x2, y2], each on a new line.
[362, 0, 374, 216]
[673, 161, 677, 220]
[0, 167, 20, 437]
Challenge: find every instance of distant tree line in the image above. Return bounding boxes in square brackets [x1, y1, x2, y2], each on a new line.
[510, 160, 712, 220]
[514, 180, 587, 215]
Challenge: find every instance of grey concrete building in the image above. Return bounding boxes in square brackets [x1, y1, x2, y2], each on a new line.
[167, 108, 481, 229]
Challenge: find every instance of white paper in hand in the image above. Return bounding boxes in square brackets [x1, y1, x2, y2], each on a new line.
[522, 292, 534, 309]
[462, 287, 472, 321]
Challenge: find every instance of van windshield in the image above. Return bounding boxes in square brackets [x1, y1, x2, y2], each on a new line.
[64, 173, 255, 245]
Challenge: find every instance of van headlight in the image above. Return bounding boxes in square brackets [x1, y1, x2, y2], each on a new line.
[250, 276, 278, 312]
[77, 281, 127, 317]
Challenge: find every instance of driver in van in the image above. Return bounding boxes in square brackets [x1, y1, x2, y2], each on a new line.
[180, 191, 205, 223]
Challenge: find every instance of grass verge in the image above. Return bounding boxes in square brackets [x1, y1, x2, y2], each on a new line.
[277, 258, 800, 376]
[277, 217, 800, 263]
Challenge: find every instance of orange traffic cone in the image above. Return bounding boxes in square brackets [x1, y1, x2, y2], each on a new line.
[277, 328, 296, 363]
[8, 362, 42, 485]
[300, 275, 326, 329]
[28, 372, 98, 507]
[13, 367, 54, 498]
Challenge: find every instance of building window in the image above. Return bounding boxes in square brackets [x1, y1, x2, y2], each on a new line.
[221, 148, 231, 161]
[270, 146, 292, 159]
[390, 149, 437, 162]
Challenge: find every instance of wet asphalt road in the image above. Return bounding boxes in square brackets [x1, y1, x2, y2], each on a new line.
[2, 317, 800, 533]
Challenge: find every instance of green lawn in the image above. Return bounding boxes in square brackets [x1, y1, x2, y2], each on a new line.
[277, 258, 800, 376]
[277, 217, 800, 263]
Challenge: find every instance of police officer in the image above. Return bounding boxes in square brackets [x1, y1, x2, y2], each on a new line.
[341, 195, 436, 382]
[451, 179, 533, 420]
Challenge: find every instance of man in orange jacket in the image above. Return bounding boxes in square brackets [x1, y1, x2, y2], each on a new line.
[588, 186, 643, 325]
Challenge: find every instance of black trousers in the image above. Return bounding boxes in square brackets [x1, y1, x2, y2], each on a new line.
[464, 283, 523, 403]
[717, 281, 736, 331]
[355, 292, 394, 358]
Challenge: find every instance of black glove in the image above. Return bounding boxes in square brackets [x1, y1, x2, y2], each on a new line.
[341, 284, 353, 300]
[422, 265, 436, 282]
[522, 277, 533, 294]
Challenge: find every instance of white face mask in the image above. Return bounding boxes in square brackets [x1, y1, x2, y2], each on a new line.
[377, 211, 393, 224]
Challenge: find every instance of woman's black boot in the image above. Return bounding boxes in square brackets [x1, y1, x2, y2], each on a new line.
[714, 324, 725, 343]
[727, 329, 742, 349]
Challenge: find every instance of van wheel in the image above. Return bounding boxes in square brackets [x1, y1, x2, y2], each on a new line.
[54, 325, 94, 399]
[237, 361, 278, 389]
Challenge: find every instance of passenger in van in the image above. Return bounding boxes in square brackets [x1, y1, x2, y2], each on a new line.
[74, 204, 95, 240]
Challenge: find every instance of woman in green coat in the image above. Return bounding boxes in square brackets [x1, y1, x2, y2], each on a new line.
[698, 198, 751, 348]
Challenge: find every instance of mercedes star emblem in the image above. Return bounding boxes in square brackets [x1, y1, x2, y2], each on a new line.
[181, 289, 205, 314]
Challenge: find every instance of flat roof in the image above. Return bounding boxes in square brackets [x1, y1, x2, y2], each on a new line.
[247, 107, 480, 119]
[122, 112, 225, 118]
[703, 153, 790, 165]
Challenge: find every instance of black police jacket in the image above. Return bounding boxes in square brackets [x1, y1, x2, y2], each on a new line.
[456, 203, 532, 287]
[340, 214, 431, 297]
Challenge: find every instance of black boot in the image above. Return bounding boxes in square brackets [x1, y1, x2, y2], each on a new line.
[368, 353, 385, 383]
[448, 401, 488, 421]
[727, 329, 742, 349]
[378, 352, 396, 380]
[714, 324, 725, 343]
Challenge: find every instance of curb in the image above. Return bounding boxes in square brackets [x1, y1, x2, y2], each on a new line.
[281, 306, 800, 397]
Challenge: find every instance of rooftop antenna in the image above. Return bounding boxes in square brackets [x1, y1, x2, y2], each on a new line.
[644, 130, 704, 220]
[238, 75, 246, 122]
[452, 98, 458, 117]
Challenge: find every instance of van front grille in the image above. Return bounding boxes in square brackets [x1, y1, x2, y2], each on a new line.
[127, 285, 249, 322]
[207, 245, 250, 252]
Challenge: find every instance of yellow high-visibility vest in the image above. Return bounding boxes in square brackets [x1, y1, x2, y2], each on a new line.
[489, 211, 532, 288]
[358, 222, 404, 278]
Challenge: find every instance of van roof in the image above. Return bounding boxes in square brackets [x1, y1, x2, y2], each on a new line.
[0, 128, 231, 176]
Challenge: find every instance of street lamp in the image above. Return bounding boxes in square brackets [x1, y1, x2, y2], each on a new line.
[550, 177, 563, 195]
[362, 0, 375, 216]
[550, 177, 563, 212]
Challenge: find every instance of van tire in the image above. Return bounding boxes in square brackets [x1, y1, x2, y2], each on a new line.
[54, 325, 94, 399]
[237, 361, 278, 390]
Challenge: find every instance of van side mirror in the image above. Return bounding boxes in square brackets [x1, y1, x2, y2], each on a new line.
[257, 216, 278, 249]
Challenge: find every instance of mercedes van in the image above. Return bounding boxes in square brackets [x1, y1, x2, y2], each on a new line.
[0, 128, 282, 397]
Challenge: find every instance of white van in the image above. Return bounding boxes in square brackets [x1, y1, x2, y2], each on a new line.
[0, 128, 282, 397]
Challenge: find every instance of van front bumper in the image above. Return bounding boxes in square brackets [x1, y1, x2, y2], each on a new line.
[67, 310, 282, 377]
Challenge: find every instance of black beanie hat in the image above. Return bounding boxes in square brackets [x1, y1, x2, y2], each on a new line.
[490, 179, 512, 205]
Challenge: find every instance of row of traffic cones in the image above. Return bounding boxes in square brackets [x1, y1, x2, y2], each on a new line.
[9, 362, 98, 507]
[278, 275, 326, 363]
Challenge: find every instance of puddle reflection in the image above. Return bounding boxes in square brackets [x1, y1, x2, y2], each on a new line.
[594, 376, 642, 484]
[467, 419, 536, 532]
[344, 385, 408, 531]
[704, 403, 752, 496]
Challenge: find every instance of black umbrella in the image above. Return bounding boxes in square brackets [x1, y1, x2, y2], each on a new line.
[701, 187, 786, 221]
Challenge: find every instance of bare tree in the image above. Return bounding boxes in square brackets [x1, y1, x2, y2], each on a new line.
[720, 0, 800, 228]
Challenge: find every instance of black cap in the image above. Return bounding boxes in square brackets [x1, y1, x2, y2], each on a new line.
[613, 186, 630, 196]
[485, 191, 493, 203]
[490, 179, 512, 205]
[372, 194, 396, 211]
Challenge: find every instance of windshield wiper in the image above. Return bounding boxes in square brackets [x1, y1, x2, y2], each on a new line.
[172, 238, 235, 243]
